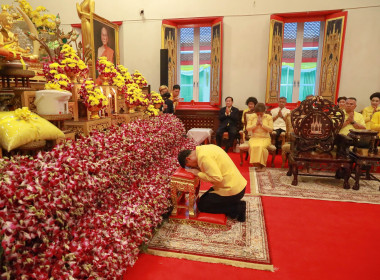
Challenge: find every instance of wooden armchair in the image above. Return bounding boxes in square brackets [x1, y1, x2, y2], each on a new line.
[239, 111, 276, 167]
[286, 96, 352, 189]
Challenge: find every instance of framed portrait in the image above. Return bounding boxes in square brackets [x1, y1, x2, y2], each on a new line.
[90, 13, 119, 79]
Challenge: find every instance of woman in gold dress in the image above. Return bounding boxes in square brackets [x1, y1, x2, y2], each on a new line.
[246, 103, 273, 172]
[362, 92, 380, 129]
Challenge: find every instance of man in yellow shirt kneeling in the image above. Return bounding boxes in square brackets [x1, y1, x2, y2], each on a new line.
[178, 144, 247, 222]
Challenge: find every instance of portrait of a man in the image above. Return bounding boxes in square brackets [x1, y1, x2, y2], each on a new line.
[97, 26, 114, 63]
[92, 16, 117, 66]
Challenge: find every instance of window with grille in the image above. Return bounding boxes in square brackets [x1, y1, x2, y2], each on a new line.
[162, 17, 223, 106]
[179, 27, 211, 102]
[266, 11, 348, 104]
[281, 21, 323, 102]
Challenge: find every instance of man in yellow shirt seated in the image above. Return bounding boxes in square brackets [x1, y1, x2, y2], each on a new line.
[339, 97, 365, 135]
[178, 144, 247, 222]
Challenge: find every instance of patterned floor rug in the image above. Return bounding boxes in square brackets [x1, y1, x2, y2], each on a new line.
[252, 167, 380, 204]
[147, 195, 273, 271]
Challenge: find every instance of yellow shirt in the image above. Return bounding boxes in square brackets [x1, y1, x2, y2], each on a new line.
[362, 105, 380, 129]
[196, 145, 247, 196]
[339, 111, 365, 135]
[370, 111, 380, 135]
[242, 108, 249, 123]
[246, 113, 274, 138]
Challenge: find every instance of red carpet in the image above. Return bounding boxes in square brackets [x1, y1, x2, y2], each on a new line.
[123, 152, 380, 280]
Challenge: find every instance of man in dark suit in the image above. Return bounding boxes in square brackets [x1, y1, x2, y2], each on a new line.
[216, 96, 240, 153]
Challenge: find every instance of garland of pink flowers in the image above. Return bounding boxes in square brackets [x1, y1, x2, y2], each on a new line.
[0, 114, 195, 279]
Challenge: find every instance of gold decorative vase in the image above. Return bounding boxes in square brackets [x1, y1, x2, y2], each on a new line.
[88, 105, 101, 119]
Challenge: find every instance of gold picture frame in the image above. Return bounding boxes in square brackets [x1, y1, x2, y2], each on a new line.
[89, 13, 119, 79]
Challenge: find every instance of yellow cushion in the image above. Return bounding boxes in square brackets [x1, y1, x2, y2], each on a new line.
[0, 107, 65, 151]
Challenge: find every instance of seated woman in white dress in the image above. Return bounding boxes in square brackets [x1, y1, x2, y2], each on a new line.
[246, 103, 274, 172]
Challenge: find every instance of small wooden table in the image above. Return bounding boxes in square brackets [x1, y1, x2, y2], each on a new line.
[348, 129, 380, 190]
[349, 151, 380, 190]
[170, 167, 200, 218]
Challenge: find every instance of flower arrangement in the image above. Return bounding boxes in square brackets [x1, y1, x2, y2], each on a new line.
[132, 70, 148, 88]
[111, 72, 126, 94]
[44, 73, 73, 91]
[96, 56, 117, 85]
[150, 91, 164, 105]
[0, 114, 196, 278]
[125, 83, 141, 107]
[145, 104, 160, 116]
[136, 92, 150, 107]
[79, 79, 109, 109]
[58, 44, 88, 79]
[15, 0, 56, 33]
[117, 65, 134, 84]
[43, 44, 88, 83]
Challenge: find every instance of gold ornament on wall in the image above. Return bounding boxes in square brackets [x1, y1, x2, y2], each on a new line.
[266, 19, 283, 103]
[319, 18, 344, 102]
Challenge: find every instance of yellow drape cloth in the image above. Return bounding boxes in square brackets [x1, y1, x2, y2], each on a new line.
[246, 114, 273, 166]
[362, 105, 380, 129]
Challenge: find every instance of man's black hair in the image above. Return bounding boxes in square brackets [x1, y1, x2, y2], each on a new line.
[173, 84, 181, 90]
[337, 96, 347, 103]
[178, 149, 192, 168]
[162, 92, 171, 99]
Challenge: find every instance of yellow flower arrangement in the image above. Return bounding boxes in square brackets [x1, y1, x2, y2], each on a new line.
[59, 44, 88, 77]
[96, 57, 117, 85]
[125, 83, 141, 106]
[136, 92, 150, 107]
[111, 72, 126, 93]
[116, 65, 134, 84]
[79, 79, 109, 109]
[15, 0, 57, 32]
[43, 44, 88, 82]
[132, 70, 148, 88]
[145, 105, 159, 116]
[150, 91, 164, 105]
[44, 73, 73, 91]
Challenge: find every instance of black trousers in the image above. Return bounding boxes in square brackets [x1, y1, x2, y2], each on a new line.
[274, 128, 285, 148]
[216, 125, 238, 150]
[197, 187, 246, 218]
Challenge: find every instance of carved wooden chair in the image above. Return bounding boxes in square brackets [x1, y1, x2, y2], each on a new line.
[239, 111, 276, 167]
[286, 96, 352, 189]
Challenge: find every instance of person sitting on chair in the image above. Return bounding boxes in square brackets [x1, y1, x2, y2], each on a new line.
[178, 144, 247, 222]
[241, 97, 258, 126]
[337, 96, 347, 110]
[216, 96, 240, 153]
[362, 92, 380, 129]
[271, 97, 290, 151]
[246, 103, 274, 172]
[339, 97, 365, 136]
